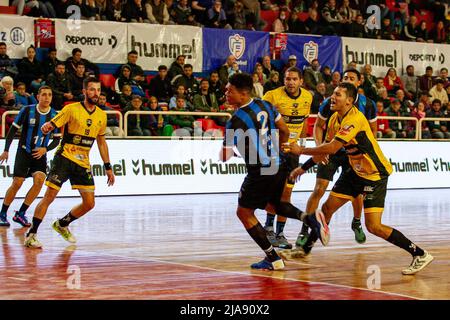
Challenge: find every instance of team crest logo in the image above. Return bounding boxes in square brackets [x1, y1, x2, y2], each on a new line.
[29, 118, 36, 125]
[73, 135, 82, 144]
[229, 34, 245, 60]
[86, 119, 92, 127]
[303, 41, 319, 63]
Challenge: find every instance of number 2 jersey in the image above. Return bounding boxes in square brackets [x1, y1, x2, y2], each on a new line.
[51, 102, 107, 169]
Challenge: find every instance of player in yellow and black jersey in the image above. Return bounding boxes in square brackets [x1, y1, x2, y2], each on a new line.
[24, 77, 115, 249]
[262, 67, 312, 249]
[286, 83, 433, 275]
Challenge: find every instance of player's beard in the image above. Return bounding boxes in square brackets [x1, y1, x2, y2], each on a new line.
[87, 95, 99, 105]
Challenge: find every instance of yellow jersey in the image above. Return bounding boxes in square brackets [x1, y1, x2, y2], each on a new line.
[328, 106, 393, 181]
[51, 102, 107, 169]
[263, 87, 312, 143]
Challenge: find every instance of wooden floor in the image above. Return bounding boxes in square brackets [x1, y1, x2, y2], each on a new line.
[1, 189, 449, 300]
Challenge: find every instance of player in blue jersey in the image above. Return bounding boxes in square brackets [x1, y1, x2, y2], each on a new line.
[0, 86, 60, 227]
[296, 69, 378, 248]
[220, 73, 329, 270]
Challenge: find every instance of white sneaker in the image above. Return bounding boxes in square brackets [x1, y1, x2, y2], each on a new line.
[24, 233, 43, 249]
[402, 251, 434, 275]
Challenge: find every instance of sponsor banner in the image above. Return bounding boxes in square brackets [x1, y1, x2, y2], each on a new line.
[128, 24, 202, 72]
[402, 41, 450, 75]
[55, 19, 127, 63]
[202, 28, 270, 73]
[0, 140, 449, 198]
[281, 35, 343, 72]
[0, 14, 35, 59]
[342, 37, 402, 77]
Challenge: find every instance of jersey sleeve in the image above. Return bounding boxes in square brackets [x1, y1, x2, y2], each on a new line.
[262, 90, 275, 106]
[318, 98, 331, 120]
[51, 106, 71, 128]
[366, 98, 378, 122]
[12, 106, 29, 128]
[334, 114, 362, 144]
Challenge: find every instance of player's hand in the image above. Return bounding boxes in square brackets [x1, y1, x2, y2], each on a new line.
[106, 169, 115, 186]
[289, 167, 305, 182]
[282, 142, 304, 155]
[41, 121, 55, 135]
[32, 148, 47, 159]
[313, 154, 329, 165]
[0, 151, 8, 164]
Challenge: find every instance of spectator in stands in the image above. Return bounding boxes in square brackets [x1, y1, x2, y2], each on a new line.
[42, 48, 60, 80]
[228, 61, 242, 79]
[338, 0, 354, 36]
[326, 71, 341, 96]
[124, 95, 152, 136]
[146, 0, 172, 24]
[419, 90, 432, 110]
[322, 66, 332, 84]
[168, 95, 198, 136]
[16, 45, 44, 94]
[288, 9, 307, 34]
[428, 0, 448, 23]
[115, 65, 134, 94]
[208, 71, 225, 105]
[411, 101, 431, 139]
[98, 92, 121, 136]
[123, 0, 149, 22]
[304, 8, 322, 35]
[429, 79, 449, 105]
[263, 71, 282, 94]
[66, 48, 100, 77]
[437, 68, 449, 87]
[346, 60, 357, 70]
[172, 0, 194, 24]
[350, 14, 366, 38]
[426, 99, 450, 139]
[401, 65, 418, 100]
[253, 63, 266, 86]
[378, 87, 391, 109]
[14, 82, 37, 109]
[96, 0, 107, 20]
[384, 68, 404, 96]
[46, 62, 73, 110]
[281, 55, 298, 78]
[311, 82, 327, 114]
[191, 0, 215, 24]
[70, 62, 87, 101]
[228, 0, 254, 30]
[12, 0, 56, 18]
[168, 55, 185, 80]
[379, 17, 396, 40]
[321, 0, 344, 35]
[149, 65, 172, 103]
[303, 59, 325, 92]
[396, 89, 413, 114]
[402, 15, 419, 41]
[169, 84, 192, 110]
[240, 0, 264, 30]
[375, 77, 386, 97]
[54, 0, 71, 18]
[431, 20, 446, 44]
[361, 64, 378, 101]
[273, 8, 289, 33]
[0, 42, 17, 79]
[251, 72, 264, 98]
[419, 66, 435, 93]
[82, 0, 101, 20]
[385, 99, 413, 138]
[218, 55, 236, 85]
[147, 96, 170, 136]
[376, 100, 396, 139]
[193, 79, 219, 112]
[119, 84, 133, 110]
[416, 20, 430, 43]
[171, 64, 199, 103]
[261, 56, 277, 80]
[0, 76, 17, 131]
[105, 0, 126, 22]
[206, 0, 231, 29]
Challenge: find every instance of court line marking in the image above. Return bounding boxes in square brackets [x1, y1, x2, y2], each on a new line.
[7, 277, 28, 282]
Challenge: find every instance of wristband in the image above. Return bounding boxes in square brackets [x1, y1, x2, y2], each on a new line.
[104, 162, 112, 170]
[300, 158, 316, 171]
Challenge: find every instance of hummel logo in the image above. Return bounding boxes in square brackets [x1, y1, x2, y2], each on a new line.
[132, 160, 140, 175]
[200, 160, 207, 174]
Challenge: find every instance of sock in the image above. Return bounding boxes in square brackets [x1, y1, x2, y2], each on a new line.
[352, 217, 361, 227]
[1, 203, 9, 215]
[387, 229, 425, 257]
[27, 217, 42, 235]
[301, 222, 309, 234]
[264, 214, 275, 229]
[275, 202, 305, 221]
[59, 212, 78, 227]
[246, 223, 280, 262]
[276, 220, 286, 235]
[18, 203, 29, 214]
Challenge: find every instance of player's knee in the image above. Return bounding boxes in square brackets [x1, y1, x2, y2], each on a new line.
[365, 222, 381, 236]
[83, 199, 95, 211]
[33, 176, 45, 187]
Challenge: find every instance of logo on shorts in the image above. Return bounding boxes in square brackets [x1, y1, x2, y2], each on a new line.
[50, 174, 61, 184]
[73, 135, 82, 144]
[363, 186, 374, 193]
[229, 34, 245, 60]
[86, 119, 92, 127]
[338, 125, 355, 136]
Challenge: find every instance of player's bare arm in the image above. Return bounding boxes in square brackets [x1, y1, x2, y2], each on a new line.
[286, 139, 343, 157]
[97, 134, 115, 186]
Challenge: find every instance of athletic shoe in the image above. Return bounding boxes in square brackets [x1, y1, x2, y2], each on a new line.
[0, 213, 10, 227]
[265, 226, 279, 247]
[276, 232, 292, 249]
[24, 233, 43, 249]
[303, 209, 330, 246]
[351, 218, 366, 244]
[291, 245, 312, 258]
[12, 211, 31, 227]
[402, 251, 434, 275]
[52, 220, 76, 243]
[295, 228, 310, 248]
[250, 257, 285, 270]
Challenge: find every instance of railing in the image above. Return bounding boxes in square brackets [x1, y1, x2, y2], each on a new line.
[376, 116, 419, 140]
[418, 117, 450, 141]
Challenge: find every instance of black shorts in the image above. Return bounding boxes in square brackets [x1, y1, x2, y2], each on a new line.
[316, 151, 350, 181]
[45, 154, 95, 191]
[13, 148, 47, 178]
[238, 163, 289, 210]
[331, 169, 388, 212]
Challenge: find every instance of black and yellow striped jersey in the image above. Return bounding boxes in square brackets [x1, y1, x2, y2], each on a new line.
[263, 87, 312, 143]
[51, 102, 107, 169]
[328, 106, 392, 181]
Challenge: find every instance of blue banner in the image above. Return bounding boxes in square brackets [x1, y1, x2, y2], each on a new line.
[202, 28, 270, 73]
[280, 35, 343, 73]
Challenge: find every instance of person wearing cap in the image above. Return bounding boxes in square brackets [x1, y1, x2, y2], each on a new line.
[429, 78, 449, 105]
[281, 55, 297, 78]
[123, 94, 152, 136]
[168, 55, 186, 80]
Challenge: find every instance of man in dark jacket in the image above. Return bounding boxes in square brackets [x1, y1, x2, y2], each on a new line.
[149, 65, 172, 103]
[65, 48, 99, 77]
[171, 64, 199, 103]
[42, 48, 61, 80]
[46, 62, 73, 110]
[168, 55, 185, 80]
[0, 42, 17, 79]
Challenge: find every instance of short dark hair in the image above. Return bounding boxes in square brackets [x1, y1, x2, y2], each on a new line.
[38, 85, 52, 94]
[83, 76, 100, 89]
[100, 92, 107, 97]
[176, 94, 185, 100]
[0, 42, 6, 47]
[406, 65, 414, 69]
[426, 66, 433, 71]
[56, 61, 65, 67]
[16, 82, 26, 88]
[432, 99, 442, 105]
[228, 73, 253, 93]
[344, 69, 361, 80]
[200, 78, 209, 84]
[440, 67, 448, 73]
[158, 65, 167, 71]
[184, 64, 193, 69]
[128, 50, 138, 55]
[210, 70, 219, 76]
[338, 82, 357, 102]
[285, 66, 303, 78]
[48, 47, 56, 53]
[76, 61, 85, 66]
[72, 48, 82, 55]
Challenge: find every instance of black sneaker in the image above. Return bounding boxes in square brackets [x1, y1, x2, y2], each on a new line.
[12, 211, 31, 227]
[0, 213, 10, 227]
[276, 232, 292, 249]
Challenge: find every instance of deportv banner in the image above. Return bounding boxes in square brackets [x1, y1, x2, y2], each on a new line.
[280, 35, 343, 72]
[0, 14, 34, 59]
[202, 28, 270, 73]
[127, 24, 203, 72]
[401, 41, 450, 75]
[55, 19, 127, 63]
[341, 37, 402, 77]
[0, 140, 449, 198]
